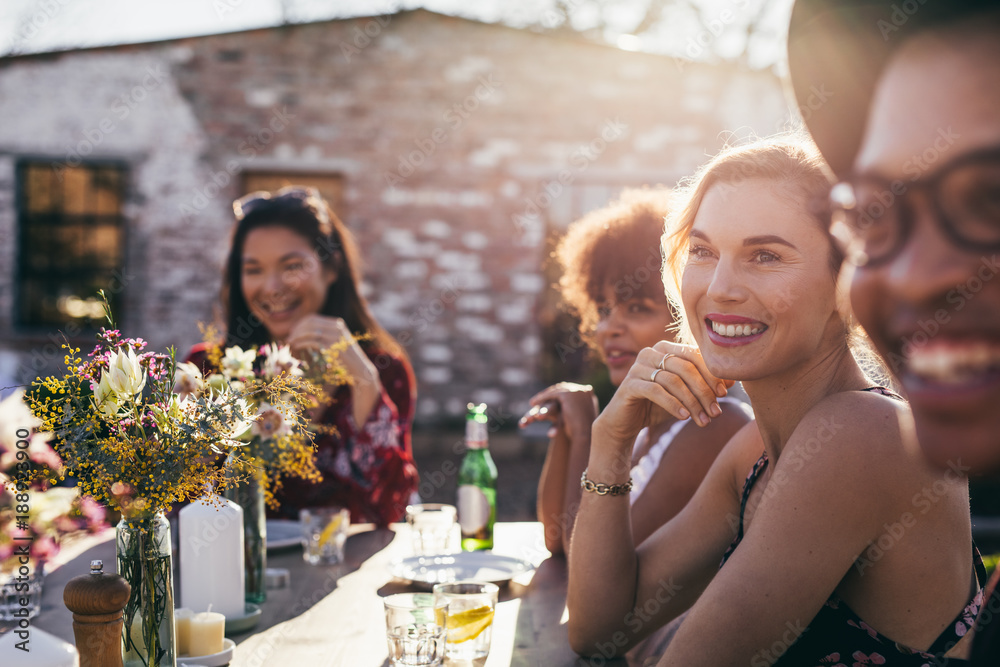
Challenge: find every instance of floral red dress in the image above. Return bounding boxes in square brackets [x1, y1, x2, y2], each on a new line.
[185, 343, 419, 526]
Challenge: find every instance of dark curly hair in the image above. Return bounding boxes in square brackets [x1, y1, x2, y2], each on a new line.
[554, 188, 673, 346]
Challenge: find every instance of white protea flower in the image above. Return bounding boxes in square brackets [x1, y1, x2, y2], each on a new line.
[225, 396, 256, 443]
[221, 346, 256, 382]
[260, 343, 304, 380]
[151, 394, 188, 427]
[173, 362, 204, 398]
[92, 373, 124, 417]
[104, 348, 147, 400]
[251, 402, 292, 441]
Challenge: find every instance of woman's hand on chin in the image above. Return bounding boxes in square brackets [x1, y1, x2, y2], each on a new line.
[286, 314, 353, 358]
[595, 341, 731, 446]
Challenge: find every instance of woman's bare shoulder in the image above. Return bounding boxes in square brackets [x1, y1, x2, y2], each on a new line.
[779, 389, 915, 497]
[794, 389, 908, 454]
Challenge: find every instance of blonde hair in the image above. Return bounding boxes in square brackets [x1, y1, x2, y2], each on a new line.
[661, 135, 892, 386]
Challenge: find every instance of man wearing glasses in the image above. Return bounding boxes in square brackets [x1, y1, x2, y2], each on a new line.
[788, 0, 1000, 661]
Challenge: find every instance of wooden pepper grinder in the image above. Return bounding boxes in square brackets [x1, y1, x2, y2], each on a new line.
[63, 559, 131, 667]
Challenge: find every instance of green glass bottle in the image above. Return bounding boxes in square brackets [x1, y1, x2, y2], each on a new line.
[457, 403, 497, 551]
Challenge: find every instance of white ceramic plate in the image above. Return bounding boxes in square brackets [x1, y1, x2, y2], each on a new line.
[389, 552, 535, 587]
[178, 638, 235, 666]
[265, 519, 301, 550]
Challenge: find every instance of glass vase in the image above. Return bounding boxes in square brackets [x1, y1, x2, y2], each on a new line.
[117, 510, 175, 667]
[224, 466, 267, 604]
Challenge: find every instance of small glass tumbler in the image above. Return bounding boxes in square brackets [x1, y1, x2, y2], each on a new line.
[299, 506, 350, 565]
[433, 580, 499, 662]
[405, 503, 457, 556]
[384, 592, 448, 667]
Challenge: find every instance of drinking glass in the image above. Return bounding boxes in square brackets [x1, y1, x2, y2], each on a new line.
[383, 592, 448, 667]
[433, 580, 499, 661]
[405, 504, 457, 556]
[299, 507, 349, 565]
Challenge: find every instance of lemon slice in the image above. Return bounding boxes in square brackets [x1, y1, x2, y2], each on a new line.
[318, 514, 343, 548]
[446, 605, 494, 644]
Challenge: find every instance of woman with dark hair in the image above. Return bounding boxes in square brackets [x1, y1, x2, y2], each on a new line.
[521, 188, 752, 558]
[188, 186, 418, 525]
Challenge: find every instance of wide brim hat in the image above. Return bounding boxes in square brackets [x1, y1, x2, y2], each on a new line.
[787, 0, 999, 178]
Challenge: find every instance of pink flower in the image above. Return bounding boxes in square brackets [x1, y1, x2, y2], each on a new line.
[30, 535, 58, 562]
[852, 651, 886, 666]
[848, 619, 878, 639]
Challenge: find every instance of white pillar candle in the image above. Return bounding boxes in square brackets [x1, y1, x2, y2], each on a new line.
[174, 608, 194, 655]
[179, 497, 245, 619]
[188, 611, 226, 657]
[0, 627, 78, 666]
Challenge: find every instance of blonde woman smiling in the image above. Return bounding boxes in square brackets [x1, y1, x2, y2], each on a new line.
[567, 139, 984, 666]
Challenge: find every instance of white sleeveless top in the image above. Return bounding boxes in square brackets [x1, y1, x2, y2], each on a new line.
[629, 396, 747, 505]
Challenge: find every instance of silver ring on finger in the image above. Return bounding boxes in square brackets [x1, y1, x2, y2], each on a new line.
[658, 353, 674, 370]
[650, 368, 663, 383]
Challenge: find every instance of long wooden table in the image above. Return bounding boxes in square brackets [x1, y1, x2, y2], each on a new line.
[33, 522, 646, 666]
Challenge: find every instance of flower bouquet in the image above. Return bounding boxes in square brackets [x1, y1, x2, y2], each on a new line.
[186, 335, 349, 602]
[23, 297, 311, 666]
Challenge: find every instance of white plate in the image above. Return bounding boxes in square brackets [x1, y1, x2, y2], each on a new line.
[389, 552, 535, 586]
[265, 519, 301, 550]
[178, 638, 235, 666]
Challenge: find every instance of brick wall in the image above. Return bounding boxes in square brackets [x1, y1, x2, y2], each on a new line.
[0, 9, 790, 423]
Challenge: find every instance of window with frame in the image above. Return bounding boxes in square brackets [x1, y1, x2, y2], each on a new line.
[16, 161, 127, 331]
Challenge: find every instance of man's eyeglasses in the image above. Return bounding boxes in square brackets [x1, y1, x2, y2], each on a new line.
[829, 146, 1000, 267]
[232, 185, 330, 227]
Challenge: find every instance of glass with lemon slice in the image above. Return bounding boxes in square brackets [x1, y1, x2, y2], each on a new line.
[432, 580, 499, 661]
[299, 506, 349, 565]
